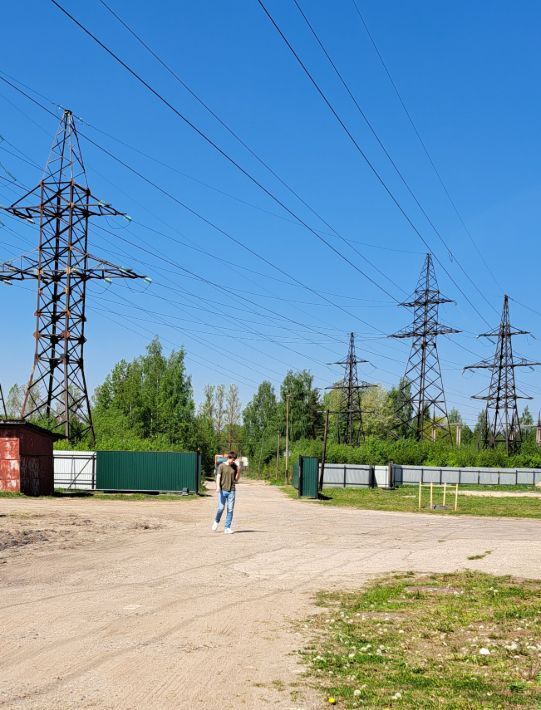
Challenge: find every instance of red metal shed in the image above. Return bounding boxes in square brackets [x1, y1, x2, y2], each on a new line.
[0, 421, 63, 496]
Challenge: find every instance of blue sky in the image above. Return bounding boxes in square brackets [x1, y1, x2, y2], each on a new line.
[1, 0, 541, 426]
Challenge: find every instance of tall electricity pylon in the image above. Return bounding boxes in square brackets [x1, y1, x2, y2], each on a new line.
[464, 294, 540, 454]
[326, 332, 374, 445]
[391, 253, 460, 440]
[0, 110, 146, 442]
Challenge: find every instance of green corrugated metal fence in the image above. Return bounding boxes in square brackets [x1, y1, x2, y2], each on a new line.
[291, 456, 319, 498]
[96, 451, 201, 493]
[297, 456, 319, 498]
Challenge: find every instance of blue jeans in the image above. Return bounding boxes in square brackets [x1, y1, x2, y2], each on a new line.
[215, 489, 236, 528]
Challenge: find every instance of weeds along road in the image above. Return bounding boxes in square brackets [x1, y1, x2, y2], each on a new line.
[1, 480, 540, 709]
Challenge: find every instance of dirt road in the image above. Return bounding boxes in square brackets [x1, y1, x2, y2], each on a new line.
[1, 481, 541, 709]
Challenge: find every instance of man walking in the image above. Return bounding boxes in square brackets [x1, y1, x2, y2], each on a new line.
[212, 451, 239, 534]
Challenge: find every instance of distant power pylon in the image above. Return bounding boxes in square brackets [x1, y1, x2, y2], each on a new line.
[0, 384, 6, 418]
[391, 253, 460, 440]
[464, 294, 540, 454]
[0, 110, 146, 442]
[326, 332, 375, 445]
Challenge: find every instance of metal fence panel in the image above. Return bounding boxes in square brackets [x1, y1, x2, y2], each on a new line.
[96, 451, 199, 492]
[459, 470, 479, 484]
[321, 463, 347, 487]
[320, 461, 541, 489]
[374, 465, 389, 487]
[54, 451, 96, 490]
[517, 470, 535, 485]
[347, 465, 372, 487]
[299, 456, 319, 498]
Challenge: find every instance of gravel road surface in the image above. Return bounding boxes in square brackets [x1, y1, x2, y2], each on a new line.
[1, 480, 540, 709]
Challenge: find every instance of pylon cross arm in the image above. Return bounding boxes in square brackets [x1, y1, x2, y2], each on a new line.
[0, 253, 39, 281]
[84, 252, 146, 280]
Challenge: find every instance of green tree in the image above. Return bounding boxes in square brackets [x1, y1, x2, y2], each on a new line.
[6, 383, 25, 418]
[448, 408, 462, 424]
[280, 370, 321, 442]
[361, 385, 393, 439]
[387, 378, 414, 439]
[243, 381, 279, 460]
[474, 410, 488, 447]
[520, 405, 534, 427]
[214, 384, 226, 448]
[225, 384, 242, 450]
[93, 338, 195, 448]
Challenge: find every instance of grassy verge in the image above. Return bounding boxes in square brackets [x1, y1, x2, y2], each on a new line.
[283, 486, 541, 519]
[0, 490, 198, 501]
[302, 571, 541, 708]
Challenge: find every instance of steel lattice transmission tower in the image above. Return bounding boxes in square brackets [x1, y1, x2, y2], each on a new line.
[464, 294, 540, 454]
[0, 110, 146, 442]
[326, 332, 375, 445]
[391, 253, 460, 440]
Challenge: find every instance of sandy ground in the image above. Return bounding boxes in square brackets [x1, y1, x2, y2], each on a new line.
[457, 489, 541, 498]
[1, 480, 541, 709]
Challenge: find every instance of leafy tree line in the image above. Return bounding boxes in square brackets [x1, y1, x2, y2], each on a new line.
[5, 337, 540, 471]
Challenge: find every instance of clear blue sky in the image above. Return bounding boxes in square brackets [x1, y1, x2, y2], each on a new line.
[1, 0, 541, 426]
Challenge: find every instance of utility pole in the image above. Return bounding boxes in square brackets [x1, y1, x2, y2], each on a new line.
[326, 332, 374, 445]
[319, 409, 330, 492]
[464, 294, 540, 454]
[285, 393, 290, 482]
[0, 110, 146, 442]
[391, 253, 460, 440]
[536, 414, 541, 448]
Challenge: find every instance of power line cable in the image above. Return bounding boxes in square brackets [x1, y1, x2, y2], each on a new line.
[0, 71, 389, 335]
[291, 0, 499, 317]
[49, 0, 407, 307]
[94, 0, 406, 296]
[255, 0, 493, 329]
[351, 0, 503, 293]
[1, 66, 478, 388]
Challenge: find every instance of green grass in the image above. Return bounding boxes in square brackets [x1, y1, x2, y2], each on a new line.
[283, 486, 541, 519]
[301, 571, 541, 708]
[56, 489, 200, 501]
[0, 490, 198, 501]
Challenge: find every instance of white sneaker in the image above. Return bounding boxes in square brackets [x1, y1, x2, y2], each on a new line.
[224, 527, 233, 535]
[211, 521, 219, 532]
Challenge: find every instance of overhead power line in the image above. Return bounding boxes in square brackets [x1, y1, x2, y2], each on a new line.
[0, 83, 421, 385]
[291, 0, 498, 318]
[255, 0, 493, 329]
[0, 72, 390, 335]
[50, 0, 408, 308]
[0, 61, 493, 399]
[350, 0, 502, 293]
[95, 0, 406, 297]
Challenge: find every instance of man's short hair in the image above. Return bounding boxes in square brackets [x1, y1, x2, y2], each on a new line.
[228, 450, 237, 459]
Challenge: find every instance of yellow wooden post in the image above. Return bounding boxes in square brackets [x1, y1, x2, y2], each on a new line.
[442, 482, 447, 507]
[429, 481, 433, 509]
[454, 483, 459, 511]
[418, 481, 422, 510]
